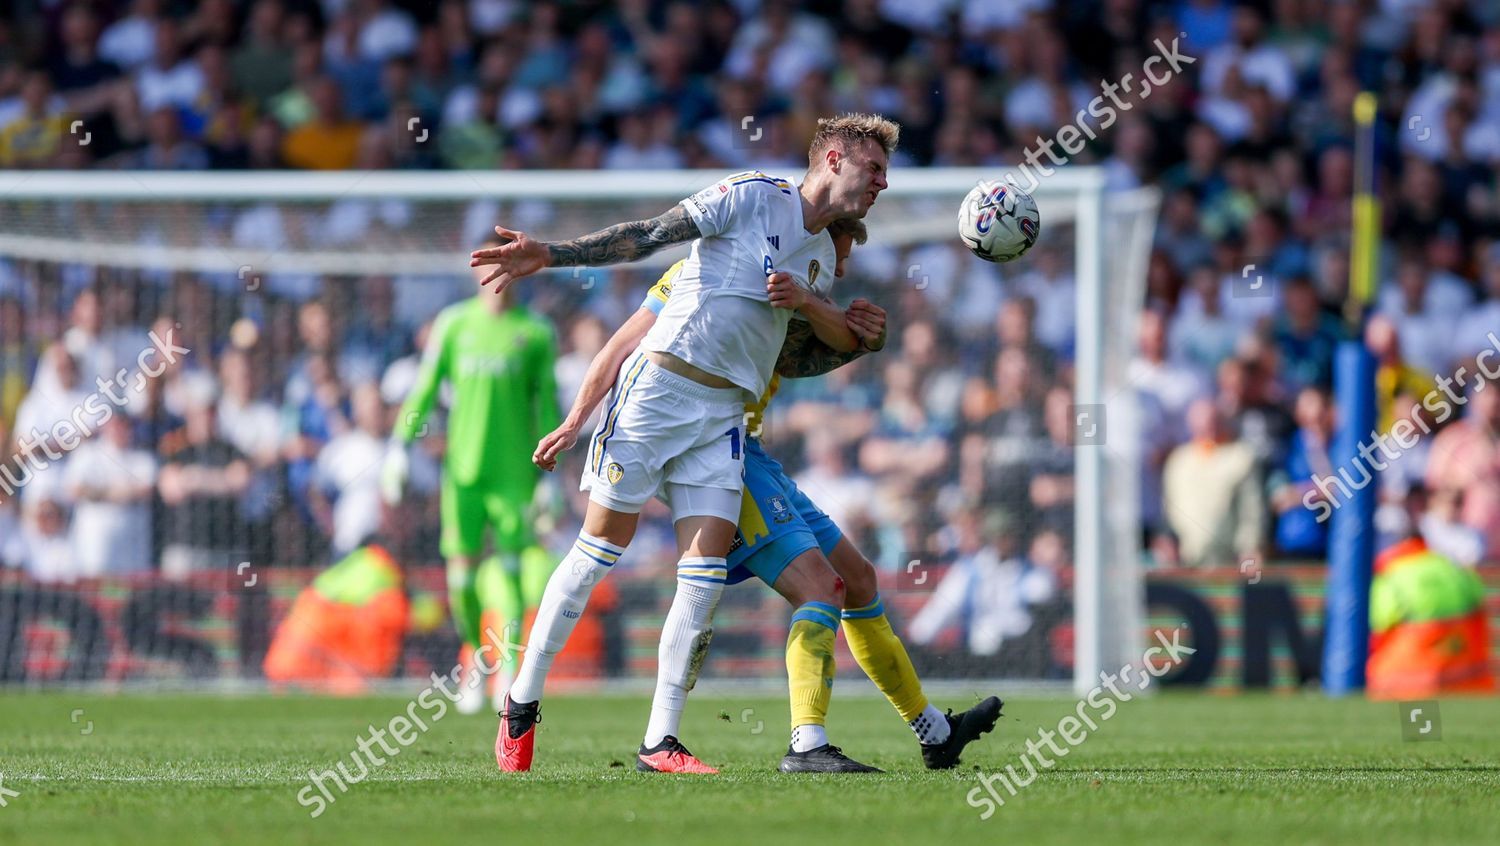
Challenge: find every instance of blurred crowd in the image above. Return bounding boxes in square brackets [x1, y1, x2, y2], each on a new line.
[3, 0, 1500, 658]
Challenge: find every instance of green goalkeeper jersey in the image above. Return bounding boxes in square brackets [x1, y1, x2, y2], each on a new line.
[395, 299, 559, 494]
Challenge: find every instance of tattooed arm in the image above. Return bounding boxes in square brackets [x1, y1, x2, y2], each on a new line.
[774, 299, 888, 378]
[468, 206, 701, 292]
[545, 205, 701, 267]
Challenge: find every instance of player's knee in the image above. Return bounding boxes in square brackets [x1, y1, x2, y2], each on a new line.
[841, 557, 878, 607]
[820, 573, 846, 609]
[581, 501, 638, 547]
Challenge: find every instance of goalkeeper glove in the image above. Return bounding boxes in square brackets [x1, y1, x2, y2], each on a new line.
[380, 440, 410, 505]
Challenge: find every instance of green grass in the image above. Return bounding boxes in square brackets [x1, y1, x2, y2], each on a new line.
[1, 691, 1497, 845]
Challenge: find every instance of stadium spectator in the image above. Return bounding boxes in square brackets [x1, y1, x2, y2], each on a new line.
[859, 360, 950, 485]
[52, 3, 122, 109]
[13, 494, 77, 582]
[908, 508, 1057, 657]
[1454, 254, 1500, 366]
[230, 0, 295, 108]
[994, 297, 1056, 380]
[12, 347, 105, 501]
[961, 347, 1044, 516]
[1272, 276, 1344, 393]
[1215, 353, 1294, 468]
[0, 70, 68, 168]
[157, 389, 250, 578]
[1162, 398, 1265, 568]
[1268, 386, 1335, 557]
[310, 383, 388, 555]
[1131, 308, 1209, 446]
[555, 315, 608, 428]
[281, 76, 364, 170]
[1366, 314, 1436, 433]
[282, 351, 350, 522]
[1377, 254, 1468, 375]
[1418, 487, 1487, 568]
[603, 108, 684, 170]
[99, 0, 162, 71]
[217, 345, 281, 550]
[897, 319, 964, 429]
[1425, 377, 1500, 561]
[0, 294, 34, 428]
[135, 18, 204, 113]
[1012, 246, 1076, 359]
[1170, 264, 1241, 374]
[64, 413, 157, 577]
[795, 429, 871, 534]
[1023, 386, 1077, 537]
[1375, 391, 1438, 541]
[125, 106, 209, 170]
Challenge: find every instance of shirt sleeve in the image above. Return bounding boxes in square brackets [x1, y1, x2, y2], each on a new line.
[393, 307, 453, 443]
[640, 260, 685, 314]
[679, 171, 789, 238]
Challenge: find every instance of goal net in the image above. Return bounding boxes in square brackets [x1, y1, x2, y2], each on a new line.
[0, 169, 1157, 696]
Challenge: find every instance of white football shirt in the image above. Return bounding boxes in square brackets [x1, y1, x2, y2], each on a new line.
[639, 170, 837, 398]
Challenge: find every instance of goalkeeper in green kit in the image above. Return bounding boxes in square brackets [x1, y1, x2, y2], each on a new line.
[381, 237, 561, 714]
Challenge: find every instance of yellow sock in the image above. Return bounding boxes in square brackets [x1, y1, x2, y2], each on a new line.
[786, 602, 839, 729]
[841, 594, 929, 722]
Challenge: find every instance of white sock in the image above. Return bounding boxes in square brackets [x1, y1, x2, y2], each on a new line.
[508, 533, 623, 704]
[910, 704, 950, 745]
[790, 724, 829, 753]
[643, 556, 726, 747]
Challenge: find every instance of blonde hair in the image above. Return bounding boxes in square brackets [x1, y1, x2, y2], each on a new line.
[808, 113, 900, 169]
[827, 217, 868, 245]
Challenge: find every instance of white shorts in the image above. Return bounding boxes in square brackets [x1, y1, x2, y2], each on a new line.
[582, 352, 748, 521]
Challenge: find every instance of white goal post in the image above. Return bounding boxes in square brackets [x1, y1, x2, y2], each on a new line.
[0, 168, 1157, 695]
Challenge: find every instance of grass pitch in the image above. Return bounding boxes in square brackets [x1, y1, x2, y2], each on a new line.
[1, 691, 1497, 845]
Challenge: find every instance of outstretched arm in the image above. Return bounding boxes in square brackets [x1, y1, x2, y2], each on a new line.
[534, 307, 659, 471]
[545, 206, 700, 267]
[469, 206, 700, 293]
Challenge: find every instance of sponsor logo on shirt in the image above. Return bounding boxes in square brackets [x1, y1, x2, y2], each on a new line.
[457, 352, 515, 377]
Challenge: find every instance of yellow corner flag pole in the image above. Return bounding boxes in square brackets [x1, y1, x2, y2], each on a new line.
[1348, 92, 1379, 328]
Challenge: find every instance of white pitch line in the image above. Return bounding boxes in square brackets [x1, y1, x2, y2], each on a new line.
[12, 774, 460, 784]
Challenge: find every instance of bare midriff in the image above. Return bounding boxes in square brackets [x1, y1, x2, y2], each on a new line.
[645, 350, 739, 389]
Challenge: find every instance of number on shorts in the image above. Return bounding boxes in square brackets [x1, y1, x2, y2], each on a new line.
[724, 426, 741, 460]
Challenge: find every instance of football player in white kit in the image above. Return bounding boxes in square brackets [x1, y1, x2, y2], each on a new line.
[471, 114, 899, 773]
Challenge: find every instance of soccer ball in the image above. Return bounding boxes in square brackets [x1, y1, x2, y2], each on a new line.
[958, 180, 1040, 262]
